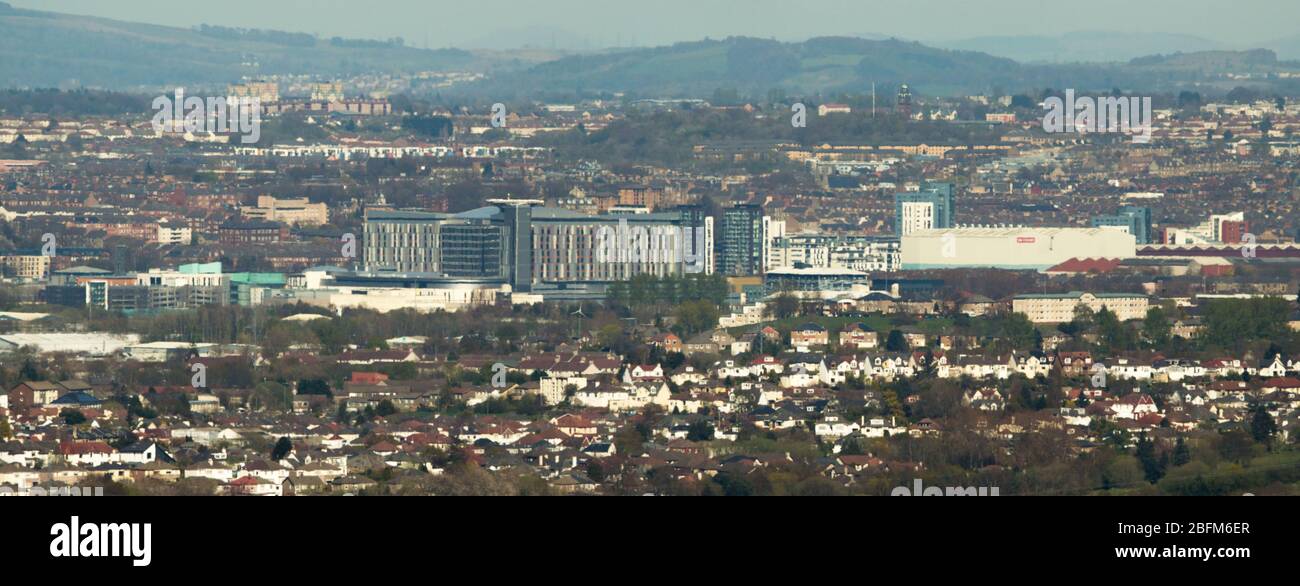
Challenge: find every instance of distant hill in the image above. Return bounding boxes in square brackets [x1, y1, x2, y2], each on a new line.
[0, 2, 486, 90]
[940, 31, 1224, 63]
[2, 2, 1298, 99]
[945, 30, 1300, 64]
[470, 36, 1028, 97]
[460, 25, 599, 51]
[1264, 35, 1300, 61]
[467, 36, 1300, 98]
[1127, 49, 1284, 71]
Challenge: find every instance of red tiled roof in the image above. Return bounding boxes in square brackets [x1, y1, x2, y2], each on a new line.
[350, 371, 389, 384]
[58, 441, 113, 455]
[1045, 257, 1123, 274]
[552, 413, 594, 428]
[1136, 413, 1165, 426]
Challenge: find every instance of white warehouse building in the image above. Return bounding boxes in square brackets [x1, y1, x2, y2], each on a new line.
[901, 227, 1136, 271]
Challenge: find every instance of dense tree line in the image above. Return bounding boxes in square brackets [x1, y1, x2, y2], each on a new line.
[0, 89, 150, 117]
[605, 273, 729, 309]
[1201, 297, 1297, 353]
[195, 24, 316, 47]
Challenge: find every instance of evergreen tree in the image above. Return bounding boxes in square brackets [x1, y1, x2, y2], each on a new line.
[1135, 433, 1165, 484]
[271, 436, 293, 461]
[19, 359, 42, 381]
[1172, 436, 1191, 466]
[61, 409, 87, 426]
[686, 419, 714, 442]
[1249, 402, 1278, 450]
[885, 330, 909, 352]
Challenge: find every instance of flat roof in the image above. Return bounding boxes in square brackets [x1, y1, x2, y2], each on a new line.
[910, 227, 1122, 237]
[128, 341, 217, 349]
[53, 266, 112, 274]
[0, 333, 140, 354]
[767, 267, 868, 277]
[0, 312, 50, 321]
[1014, 291, 1147, 299]
[368, 206, 686, 224]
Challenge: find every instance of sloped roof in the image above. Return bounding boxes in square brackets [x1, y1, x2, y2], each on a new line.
[1045, 257, 1124, 274]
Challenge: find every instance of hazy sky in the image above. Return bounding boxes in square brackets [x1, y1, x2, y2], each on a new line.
[10, 0, 1297, 49]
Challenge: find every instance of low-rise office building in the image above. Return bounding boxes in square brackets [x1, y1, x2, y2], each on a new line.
[1013, 291, 1150, 323]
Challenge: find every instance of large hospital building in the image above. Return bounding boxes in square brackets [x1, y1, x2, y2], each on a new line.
[363, 200, 713, 293]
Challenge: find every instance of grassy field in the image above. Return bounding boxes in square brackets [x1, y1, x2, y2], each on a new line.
[1094, 448, 1300, 496]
